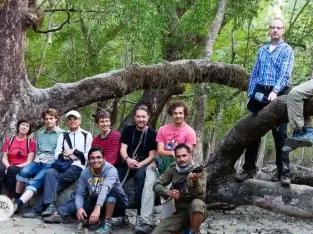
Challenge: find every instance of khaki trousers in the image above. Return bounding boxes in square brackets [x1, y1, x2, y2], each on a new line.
[287, 79, 313, 130]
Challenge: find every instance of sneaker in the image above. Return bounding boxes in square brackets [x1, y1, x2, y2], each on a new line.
[286, 128, 313, 149]
[135, 216, 153, 234]
[41, 204, 56, 217]
[23, 210, 39, 218]
[95, 222, 113, 234]
[42, 212, 65, 223]
[282, 145, 295, 153]
[234, 171, 255, 182]
[113, 216, 132, 229]
[281, 175, 291, 186]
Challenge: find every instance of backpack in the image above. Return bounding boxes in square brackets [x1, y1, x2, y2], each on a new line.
[8, 136, 31, 154]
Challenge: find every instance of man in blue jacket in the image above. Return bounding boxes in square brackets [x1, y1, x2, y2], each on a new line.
[43, 146, 128, 234]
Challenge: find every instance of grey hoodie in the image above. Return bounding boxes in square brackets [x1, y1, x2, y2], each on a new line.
[75, 161, 128, 209]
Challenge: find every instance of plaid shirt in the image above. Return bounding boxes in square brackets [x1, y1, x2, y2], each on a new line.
[248, 40, 294, 97]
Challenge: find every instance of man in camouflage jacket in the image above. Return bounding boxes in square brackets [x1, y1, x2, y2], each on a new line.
[152, 143, 207, 234]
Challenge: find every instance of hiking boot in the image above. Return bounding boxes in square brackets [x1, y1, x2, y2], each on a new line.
[95, 222, 113, 234]
[113, 216, 132, 229]
[282, 145, 295, 153]
[286, 128, 313, 149]
[41, 204, 56, 217]
[280, 175, 291, 186]
[234, 171, 255, 182]
[23, 210, 39, 218]
[42, 212, 65, 223]
[135, 216, 153, 234]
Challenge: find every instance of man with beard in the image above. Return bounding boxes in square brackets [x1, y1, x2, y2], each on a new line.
[135, 101, 196, 234]
[235, 18, 294, 185]
[152, 143, 207, 234]
[114, 105, 157, 229]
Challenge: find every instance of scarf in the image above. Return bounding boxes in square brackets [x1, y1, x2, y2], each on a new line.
[176, 159, 194, 174]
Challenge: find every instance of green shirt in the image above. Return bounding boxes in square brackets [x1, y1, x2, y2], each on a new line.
[35, 127, 64, 163]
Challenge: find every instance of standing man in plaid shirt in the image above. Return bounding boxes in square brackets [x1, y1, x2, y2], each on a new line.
[235, 18, 294, 185]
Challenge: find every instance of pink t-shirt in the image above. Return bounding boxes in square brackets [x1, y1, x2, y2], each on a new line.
[156, 123, 196, 151]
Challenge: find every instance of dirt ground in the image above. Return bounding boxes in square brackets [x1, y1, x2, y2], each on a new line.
[1, 206, 312, 234]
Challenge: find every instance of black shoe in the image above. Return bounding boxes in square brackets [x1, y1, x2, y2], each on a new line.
[280, 175, 291, 186]
[234, 171, 254, 182]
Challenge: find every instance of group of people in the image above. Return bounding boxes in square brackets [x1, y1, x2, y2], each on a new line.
[1, 17, 313, 234]
[0, 102, 205, 234]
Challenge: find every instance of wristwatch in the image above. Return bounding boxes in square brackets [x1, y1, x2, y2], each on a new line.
[273, 89, 279, 94]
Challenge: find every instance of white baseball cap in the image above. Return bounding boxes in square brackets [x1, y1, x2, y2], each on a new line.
[66, 110, 81, 119]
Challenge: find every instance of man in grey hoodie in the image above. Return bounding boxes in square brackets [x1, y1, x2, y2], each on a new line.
[43, 146, 128, 234]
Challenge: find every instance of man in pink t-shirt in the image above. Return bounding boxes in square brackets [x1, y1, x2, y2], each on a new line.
[136, 101, 196, 234]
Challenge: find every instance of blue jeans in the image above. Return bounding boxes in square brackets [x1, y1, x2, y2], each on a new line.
[16, 162, 51, 192]
[33, 166, 82, 214]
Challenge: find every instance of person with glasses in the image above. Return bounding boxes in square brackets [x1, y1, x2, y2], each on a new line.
[21, 110, 92, 217]
[0, 120, 36, 199]
[42, 146, 128, 234]
[235, 17, 294, 185]
[14, 108, 64, 212]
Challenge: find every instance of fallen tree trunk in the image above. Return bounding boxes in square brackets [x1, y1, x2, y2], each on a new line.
[207, 178, 313, 219]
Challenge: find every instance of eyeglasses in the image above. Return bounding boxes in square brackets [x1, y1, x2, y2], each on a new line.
[270, 26, 284, 30]
[66, 117, 78, 121]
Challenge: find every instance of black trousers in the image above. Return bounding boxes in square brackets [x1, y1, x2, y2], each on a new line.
[115, 163, 146, 216]
[0, 164, 21, 194]
[243, 85, 290, 177]
[243, 122, 290, 177]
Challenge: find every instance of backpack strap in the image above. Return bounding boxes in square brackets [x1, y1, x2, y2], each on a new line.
[62, 132, 73, 150]
[81, 131, 87, 153]
[8, 136, 15, 152]
[26, 137, 31, 154]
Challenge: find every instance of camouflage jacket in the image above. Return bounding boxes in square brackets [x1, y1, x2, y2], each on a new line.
[153, 163, 206, 212]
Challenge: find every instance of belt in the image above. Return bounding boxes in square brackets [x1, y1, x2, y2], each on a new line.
[257, 84, 273, 90]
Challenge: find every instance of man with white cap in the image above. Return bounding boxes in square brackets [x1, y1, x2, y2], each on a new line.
[23, 110, 92, 218]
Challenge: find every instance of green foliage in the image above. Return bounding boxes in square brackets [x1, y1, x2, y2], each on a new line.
[25, 0, 313, 162]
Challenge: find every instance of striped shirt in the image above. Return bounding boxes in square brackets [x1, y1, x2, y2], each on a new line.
[91, 129, 121, 165]
[248, 40, 294, 97]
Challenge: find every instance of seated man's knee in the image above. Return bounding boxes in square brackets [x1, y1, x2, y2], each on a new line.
[288, 87, 302, 99]
[145, 167, 158, 183]
[45, 168, 59, 178]
[16, 165, 33, 182]
[189, 199, 206, 215]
